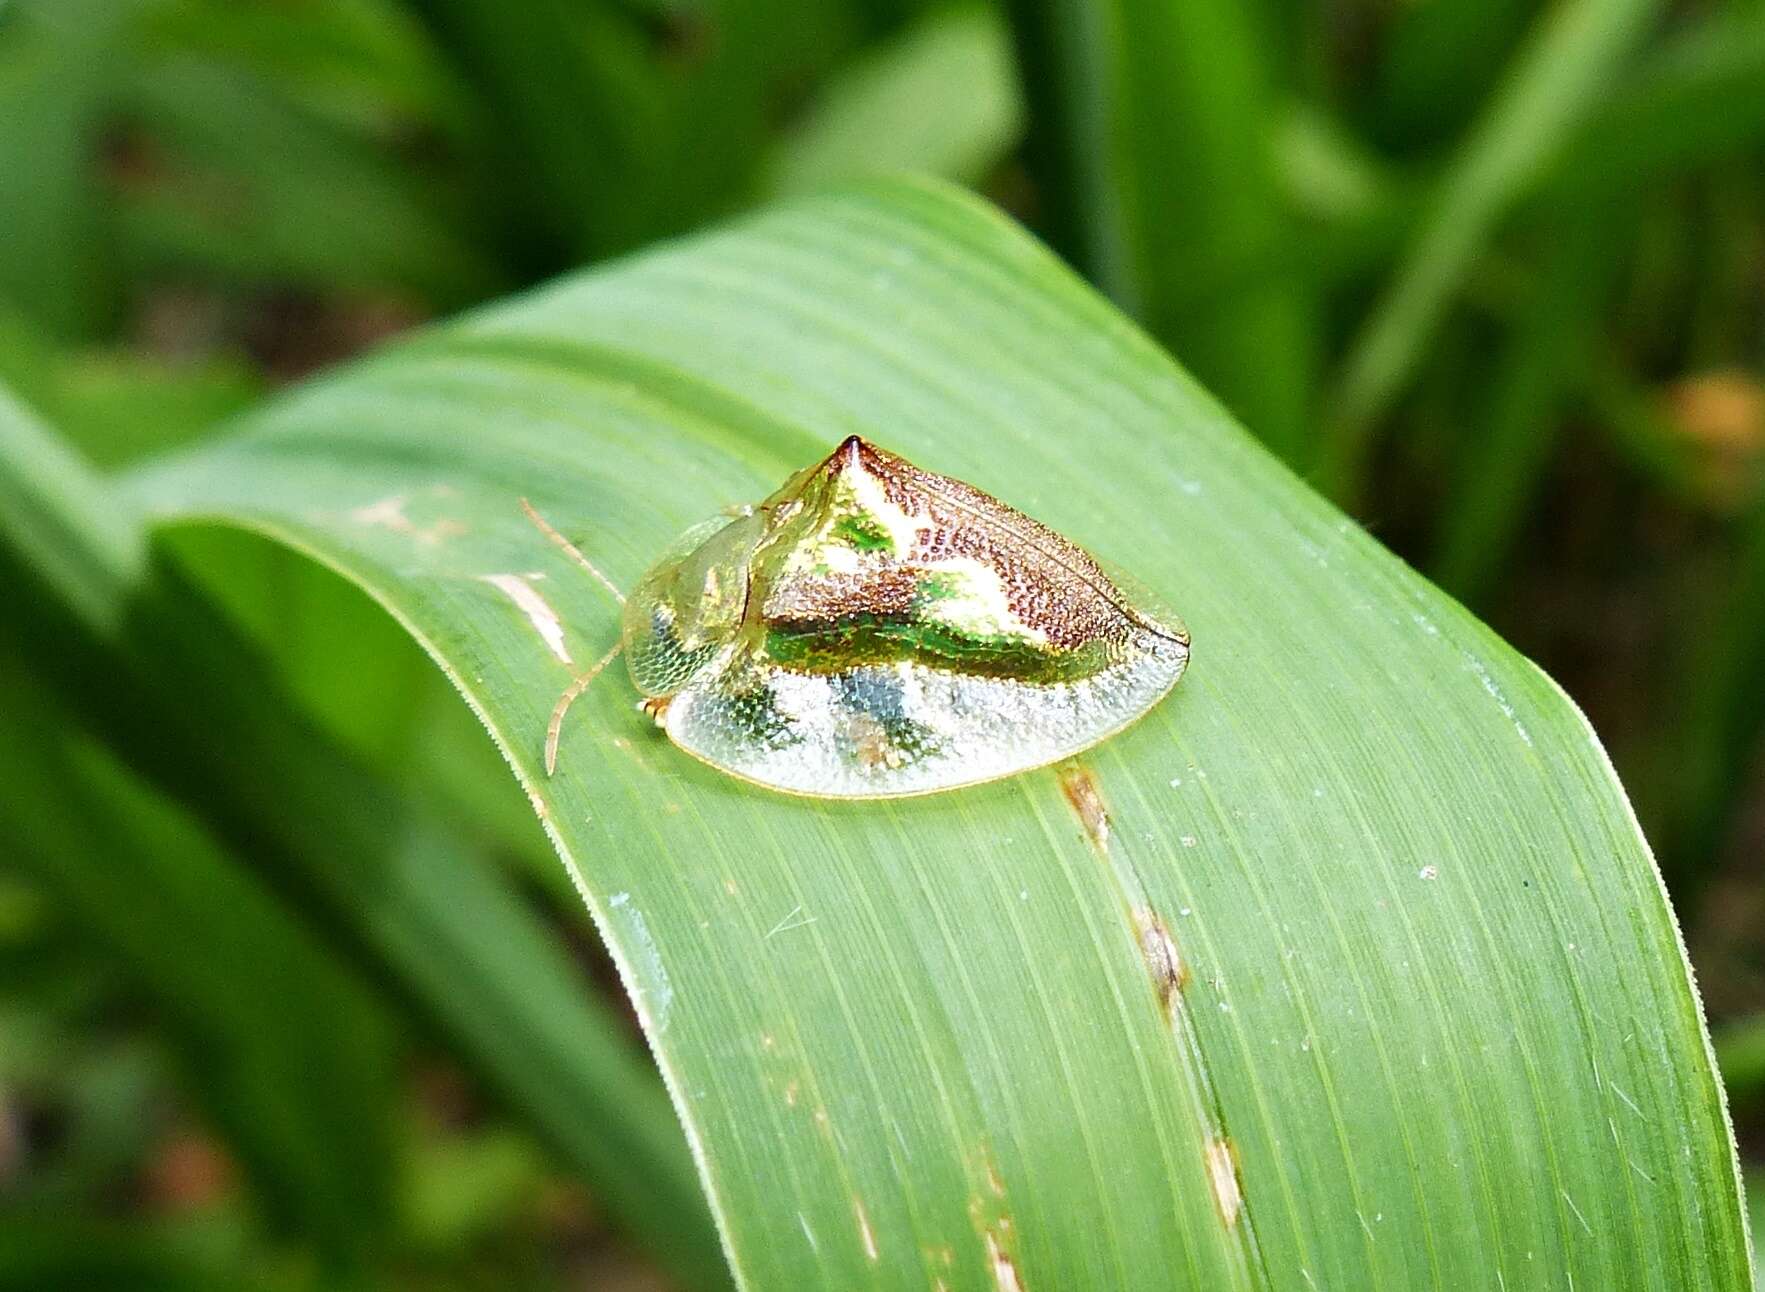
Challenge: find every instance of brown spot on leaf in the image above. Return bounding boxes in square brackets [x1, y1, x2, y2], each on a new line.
[1205, 1137, 1242, 1228]
[987, 1229, 1025, 1292]
[350, 493, 466, 546]
[1134, 909, 1188, 1011]
[1058, 764, 1110, 853]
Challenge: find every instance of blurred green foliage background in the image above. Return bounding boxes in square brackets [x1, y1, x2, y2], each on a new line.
[0, 0, 1762, 1286]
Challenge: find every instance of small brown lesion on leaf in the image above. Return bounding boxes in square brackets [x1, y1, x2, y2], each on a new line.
[1204, 1136, 1243, 1229]
[1057, 763, 1110, 853]
[986, 1228, 1025, 1292]
[966, 1141, 1009, 1202]
[350, 492, 467, 546]
[1134, 908, 1188, 1012]
[986, 1160, 1007, 1198]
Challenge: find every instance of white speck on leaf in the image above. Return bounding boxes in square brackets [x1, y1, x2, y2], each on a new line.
[351, 493, 466, 546]
[607, 894, 672, 1033]
[766, 904, 817, 939]
[1462, 650, 1533, 746]
[478, 573, 572, 663]
[1418, 865, 1438, 881]
[1608, 1080, 1645, 1119]
[854, 1200, 878, 1262]
[1561, 1189, 1593, 1236]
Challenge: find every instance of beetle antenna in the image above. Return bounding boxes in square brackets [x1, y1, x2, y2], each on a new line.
[520, 497, 626, 606]
[545, 639, 624, 775]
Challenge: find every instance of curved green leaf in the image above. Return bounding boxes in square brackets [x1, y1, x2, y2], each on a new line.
[130, 178, 1747, 1289]
[0, 387, 726, 1288]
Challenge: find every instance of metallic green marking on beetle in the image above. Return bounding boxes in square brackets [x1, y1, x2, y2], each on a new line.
[545, 435, 1190, 797]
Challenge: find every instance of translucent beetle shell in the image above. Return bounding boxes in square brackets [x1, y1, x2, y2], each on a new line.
[612, 436, 1189, 798]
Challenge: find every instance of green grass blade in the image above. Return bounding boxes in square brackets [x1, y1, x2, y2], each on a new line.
[129, 179, 1747, 1289]
[0, 674, 400, 1269]
[0, 311, 261, 469]
[0, 1214, 270, 1292]
[764, 6, 1022, 196]
[1652, 499, 1765, 892]
[0, 388, 729, 1290]
[1006, 0, 1318, 460]
[1428, 202, 1633, 602]
[1320, 0, 1662, 497]
[397, 0, 664, 264]
[117, 54, 498, 303]
[1717, 1013, 1765, 1119]
[1549, 11, 1765, 199]
[0, 0, 128, 339]
[1365, 0, 1534, 153]
[1430, 8, 1765, 601]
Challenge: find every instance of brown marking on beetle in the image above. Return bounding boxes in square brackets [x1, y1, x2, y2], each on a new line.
[1057, 763, 1110, 853]
[638, 695, 671, 727]
[846, 712, 905, 770]
[1205, 1136, 1243, 1228]
[1133, 908, 1188, 1012]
